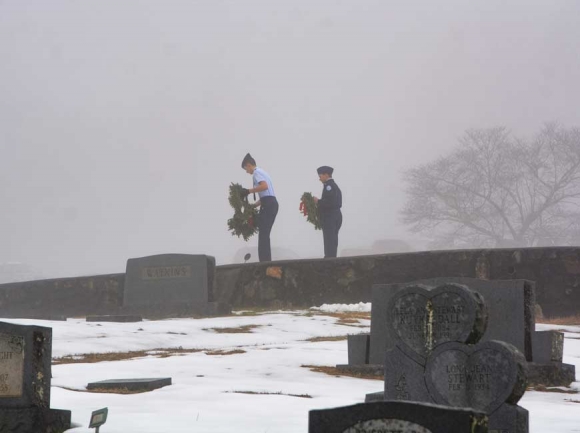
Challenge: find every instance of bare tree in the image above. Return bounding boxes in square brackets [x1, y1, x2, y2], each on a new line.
[402, 124, 580, 248]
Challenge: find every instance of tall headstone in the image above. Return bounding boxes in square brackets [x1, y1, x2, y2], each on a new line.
[309, 401, 488, 433]
[123, 254, 229, 316]
[0, 321, 71, 433]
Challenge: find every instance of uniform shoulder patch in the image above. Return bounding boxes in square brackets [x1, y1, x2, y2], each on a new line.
[326, 185, 332, 191]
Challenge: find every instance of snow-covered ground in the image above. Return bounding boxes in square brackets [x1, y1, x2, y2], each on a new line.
[3, 305, 579, 433]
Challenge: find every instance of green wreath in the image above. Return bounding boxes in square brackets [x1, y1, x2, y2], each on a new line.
[228, 183, 258, 241]
[300, 192, 322, 230]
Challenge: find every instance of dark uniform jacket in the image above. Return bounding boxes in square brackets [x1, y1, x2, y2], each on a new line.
[318, 178, 342, 216]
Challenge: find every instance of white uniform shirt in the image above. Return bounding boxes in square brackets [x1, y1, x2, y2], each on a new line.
[253, 167, 276, 198]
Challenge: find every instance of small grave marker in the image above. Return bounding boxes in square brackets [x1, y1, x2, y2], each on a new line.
[89, 407, 108, 432]
[87, 378, 172, 393]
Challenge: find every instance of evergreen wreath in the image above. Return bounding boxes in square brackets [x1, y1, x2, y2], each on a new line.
[228, 183, 258, 241]
[300, 192, 322, 230]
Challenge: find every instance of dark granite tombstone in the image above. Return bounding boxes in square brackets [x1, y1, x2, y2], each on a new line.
[309, 401, 488, 433]
[370, 278, 534, 364]
[425, 340, 528, 433]
[356, 280, 532, 432]
[87, 378, 171, 392]
[0, 321, 71, 433]
[123, 254, 229, 316]
[347, 277, 574, 387]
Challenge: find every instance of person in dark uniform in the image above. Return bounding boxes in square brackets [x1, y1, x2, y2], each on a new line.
[313, 166, 342, 258]
[240, 153, 279, 262]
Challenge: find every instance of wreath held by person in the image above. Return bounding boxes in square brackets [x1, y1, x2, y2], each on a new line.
[228, 183, 258, 241]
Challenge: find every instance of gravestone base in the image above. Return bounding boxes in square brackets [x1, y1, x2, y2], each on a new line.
[0, 407, 71, 433]
[527, 362, 576, 387]
[489, 404, 528, 433]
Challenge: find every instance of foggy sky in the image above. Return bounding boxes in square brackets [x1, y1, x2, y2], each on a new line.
[2, 1, 580, 278]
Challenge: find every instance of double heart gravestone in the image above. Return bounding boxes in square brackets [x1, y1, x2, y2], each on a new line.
[376, 283, 530, 433]
[0, 321, 71, 433]
[343, 277, 574, 387]
[309, 401, 488, 433]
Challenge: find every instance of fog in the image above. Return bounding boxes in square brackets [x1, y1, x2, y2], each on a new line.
[1, 1, 579, 278]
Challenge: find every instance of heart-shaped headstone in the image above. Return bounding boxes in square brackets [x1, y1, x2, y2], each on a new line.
[387, 283, 487, 364]
[425, 340, 528, 414]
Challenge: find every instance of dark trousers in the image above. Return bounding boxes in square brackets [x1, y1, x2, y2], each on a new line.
[258, 196, 279, 262]
[321, 209, 342, 258]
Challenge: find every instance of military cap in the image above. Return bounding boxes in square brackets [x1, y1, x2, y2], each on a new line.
[317, 166, 334, 175]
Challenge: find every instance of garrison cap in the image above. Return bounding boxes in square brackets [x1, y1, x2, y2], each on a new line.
[317, 166, 334, 176]
[241, 153, 256, 168]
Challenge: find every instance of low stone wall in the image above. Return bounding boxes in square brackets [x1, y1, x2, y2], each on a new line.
[214, 247, 580, 318]
[0, 274, 125, 319]
[0, 247, 579, 319]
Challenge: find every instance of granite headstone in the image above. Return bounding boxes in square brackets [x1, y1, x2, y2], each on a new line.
[0, 321, 71, 432]
[123, 253, 229, 316]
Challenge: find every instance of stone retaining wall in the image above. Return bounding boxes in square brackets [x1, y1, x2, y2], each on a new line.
[1, 247, 579, 319]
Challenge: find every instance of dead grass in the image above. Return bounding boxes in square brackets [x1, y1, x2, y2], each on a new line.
[53, 347, 204, 365]
[203, 324, 261, 333]
[301, 364, 383, 381]
[565, 399, 580, 403]
[226, 390, 312, 399]
[305, 335, 348, 343]
[539, 314, 580, 326]
[205, 349, 246, 356]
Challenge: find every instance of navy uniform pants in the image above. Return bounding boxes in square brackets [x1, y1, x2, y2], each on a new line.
[321, 209, 342, 258]
[258, 196, 279, 262]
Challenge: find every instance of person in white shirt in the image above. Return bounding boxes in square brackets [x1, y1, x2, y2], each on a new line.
[241, 153, 279, 262]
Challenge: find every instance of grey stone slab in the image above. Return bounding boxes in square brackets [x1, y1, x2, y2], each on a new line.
[387, 283, 487, 365]
[527, 362, 576, 387]
[86, 315, 143, 323]
[370, 278, 535, 364]
[87, 377, 172, 392]
[309, 401, 488, 433]
[425, 340, 527, 414]
[532, 330, 563, 363]
[347, 334, 369, 365]
[384, 346, 431, 403]
[123, 254, 220, 315]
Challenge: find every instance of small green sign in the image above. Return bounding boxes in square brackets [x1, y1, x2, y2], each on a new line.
[89, 407, 108, 429]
